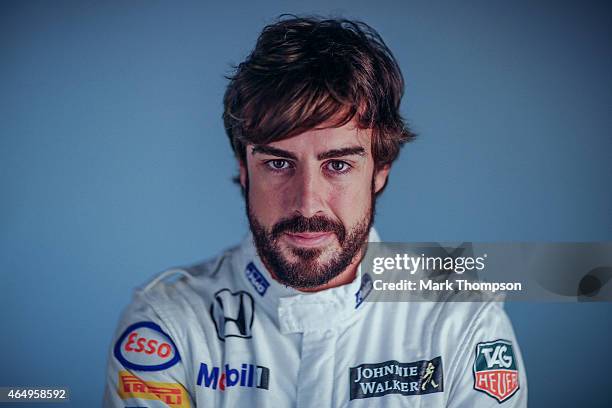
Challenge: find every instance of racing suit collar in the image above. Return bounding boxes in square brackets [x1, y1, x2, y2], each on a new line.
[238, 228, 380, 334]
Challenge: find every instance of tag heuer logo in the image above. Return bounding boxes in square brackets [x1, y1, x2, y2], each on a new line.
[473, 339, 519, 403]
[349, 357, 443, 400]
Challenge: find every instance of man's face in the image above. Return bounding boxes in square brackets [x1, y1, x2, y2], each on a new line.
[240, 121, 390, 290]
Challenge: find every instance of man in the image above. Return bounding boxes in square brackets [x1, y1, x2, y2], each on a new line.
[104, 16, 527, 407]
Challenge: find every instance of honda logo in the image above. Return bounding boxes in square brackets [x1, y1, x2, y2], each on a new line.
[210, 289, 255, 341]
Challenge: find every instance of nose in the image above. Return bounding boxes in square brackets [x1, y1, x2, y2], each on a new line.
[291, 166, 325, 218]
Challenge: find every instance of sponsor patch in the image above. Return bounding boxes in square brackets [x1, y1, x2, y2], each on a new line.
[245, 262, 269, 296]
[114, 321, 180, 371]
[118, 371, 190, 407]
[355, 273, 373, 308]
[210, 289, 255, 341]
[473, 339, 519, 403]
[350, 357, 443, 400]
[196, 362, 270, 391]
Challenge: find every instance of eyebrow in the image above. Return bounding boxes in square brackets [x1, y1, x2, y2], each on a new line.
[317, 146, 366, 160]
[251, 145, 297, 160]
[252, 145, 367, 162]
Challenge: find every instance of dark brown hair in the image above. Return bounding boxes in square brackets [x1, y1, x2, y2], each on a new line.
[223, 15, 415, 170]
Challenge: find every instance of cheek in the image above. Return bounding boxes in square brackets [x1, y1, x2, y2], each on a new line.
[327, 181, 372, 223]
[247, 175, 291, 224]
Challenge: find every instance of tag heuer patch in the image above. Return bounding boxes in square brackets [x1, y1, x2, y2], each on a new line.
[473, 339, 519, 402]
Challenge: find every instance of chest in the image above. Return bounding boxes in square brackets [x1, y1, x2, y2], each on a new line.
[187, 305, 449, 408]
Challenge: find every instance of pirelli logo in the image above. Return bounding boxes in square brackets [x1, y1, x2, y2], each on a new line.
[118, 371, 190, 407]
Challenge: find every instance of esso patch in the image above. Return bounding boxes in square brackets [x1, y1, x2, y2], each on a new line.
[114, 321, 181, 371]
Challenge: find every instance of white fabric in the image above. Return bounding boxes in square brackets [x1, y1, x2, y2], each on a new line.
[104, 229, 527, 407]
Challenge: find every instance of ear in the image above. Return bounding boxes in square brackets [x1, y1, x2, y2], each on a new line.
[373, 164, 391, 194]
[238, 159, 248, 190]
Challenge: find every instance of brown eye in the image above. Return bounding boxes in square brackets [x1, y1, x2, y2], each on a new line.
[266, 160, 290, 170]
[326, 160, 350, 173]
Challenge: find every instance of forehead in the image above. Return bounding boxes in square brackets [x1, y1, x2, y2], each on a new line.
[258, 121, 372, 156]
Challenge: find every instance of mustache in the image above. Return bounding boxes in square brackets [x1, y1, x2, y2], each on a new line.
[271, 215, 346, 243]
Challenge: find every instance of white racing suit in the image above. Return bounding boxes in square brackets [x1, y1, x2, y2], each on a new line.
[104, 230, 527, 407]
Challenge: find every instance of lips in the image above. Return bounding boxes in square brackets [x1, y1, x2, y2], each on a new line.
[282, 231, 334, 247]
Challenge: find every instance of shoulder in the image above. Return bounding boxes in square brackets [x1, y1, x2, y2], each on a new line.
[411, 300, 520, 360]
[434, 299, 514, 336]
[107, 244, 244, 380]
[376, 299, 522, 377]
[376, 295, 512, 339]
[112, 243, 244, 355]
[431, 301, 527, 405]
[130, 243, 243, 332]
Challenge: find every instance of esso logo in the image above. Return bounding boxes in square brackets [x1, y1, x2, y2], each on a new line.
[114, 321, 181, 371]
[124, 331, 173, 358]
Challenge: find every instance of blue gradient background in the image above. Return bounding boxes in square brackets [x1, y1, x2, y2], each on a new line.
[1, 1, 611, 406]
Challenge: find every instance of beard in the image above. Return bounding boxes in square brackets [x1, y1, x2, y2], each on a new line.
[246, 179, 376, 289]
